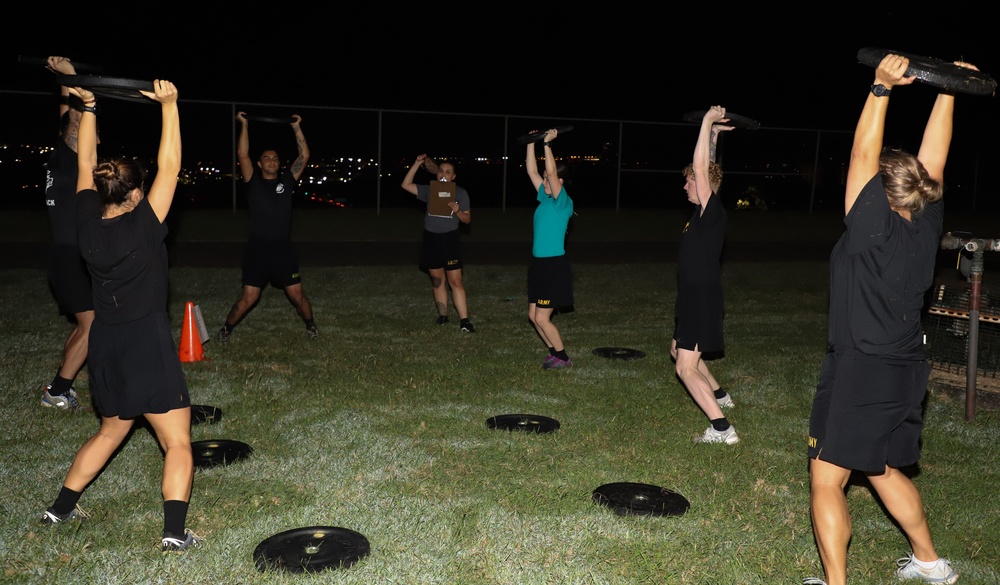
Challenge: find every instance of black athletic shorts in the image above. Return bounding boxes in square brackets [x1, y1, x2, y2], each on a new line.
[807, 347, 929, 473]
[419, 229, 463, 272]
[47, 245, 93, 315]
[528, 254, 573, 309]
[241, 239, 302, 289]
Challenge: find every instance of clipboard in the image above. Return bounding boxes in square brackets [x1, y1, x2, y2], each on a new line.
[427, 180, 456, 217]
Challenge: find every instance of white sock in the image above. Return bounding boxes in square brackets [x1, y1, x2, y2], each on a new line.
[912, 556, 940, 569]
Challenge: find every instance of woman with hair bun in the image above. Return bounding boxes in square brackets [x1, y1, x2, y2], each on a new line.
[40, 79, 200, 552]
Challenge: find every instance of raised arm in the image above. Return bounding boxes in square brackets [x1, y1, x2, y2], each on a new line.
[68, 86, 97, 194]
[47, 56, 77, 119]
[526, 137, 543, 191]
[709, 122, 733, 163]
[288, 114, 310, 181]
[541, 129, 561, 198]
[915, 62, 975, 183]
[845, 53, 915, 214]
[140, 80, 181, 223]
[236, 111, 253, 182]
[401, 154, 427, 196]
[693, 106, 727, 207]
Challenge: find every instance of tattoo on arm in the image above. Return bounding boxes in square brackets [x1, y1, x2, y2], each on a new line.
[291, 156, 305, 176]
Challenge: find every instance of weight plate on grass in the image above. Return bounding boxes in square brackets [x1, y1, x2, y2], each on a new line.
[486, 414, 560, 433]
[191, 439, 251, 468]
[190, 404, 222, 425]
[243, 114, 297, 124]
[592, 347, 646, 360]
[857, 47, 997, 96]
[516, 125, 575, 144]
[682, 110, 760, 129]
[54, 73, 155, 103]
[592, 482, 690, 517]
[253, 526, 370, 573]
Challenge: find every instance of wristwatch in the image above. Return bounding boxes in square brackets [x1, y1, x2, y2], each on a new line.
[870, 84, 891, 97]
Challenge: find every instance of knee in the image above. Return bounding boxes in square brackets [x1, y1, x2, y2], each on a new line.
[239, 292, 260, 307]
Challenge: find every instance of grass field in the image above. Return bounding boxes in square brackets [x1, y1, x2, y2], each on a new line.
[1, 258, 997, 584]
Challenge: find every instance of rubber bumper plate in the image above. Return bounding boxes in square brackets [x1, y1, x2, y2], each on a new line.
[253, 526, 370, 573]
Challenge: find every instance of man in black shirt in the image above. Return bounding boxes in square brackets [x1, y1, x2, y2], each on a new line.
[38, 56, 94, 411]
[217, 112, 317, 342]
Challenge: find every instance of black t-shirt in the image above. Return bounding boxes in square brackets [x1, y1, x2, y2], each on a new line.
[77, 192, 170, 325]
[247, 170, 298, 241]
[827, 174, 943, 359]
[45, 140, 81, 248]
[676, 192, 726, 299]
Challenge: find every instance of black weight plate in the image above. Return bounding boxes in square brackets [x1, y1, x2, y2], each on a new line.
[253, 526, 370, 573]
[243, 114, 297, 124]
[516, 125, 575, 145]
[486, 414, 560, 433]
[857, 47, 997, 96]
[592, 482, 690, 517]
[682, 110, 760, 129]
[592, 347, 646, 361]
[190, 404, 222, 425]
[54, 74, 155, 103]
[191, 439, 252, 468]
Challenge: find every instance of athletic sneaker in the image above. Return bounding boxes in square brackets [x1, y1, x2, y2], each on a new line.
[436, 315, 449, 325]
[716, 393, 735, 409]
[460, 320, 476, 333]
[542, 357, 572, 370]
[40, 505, 87, 524]
[162, 529, 202, 552]
[802, 579, 827, 585]
[306, 324, 319, 339]
[693, 425, 739, 445]
[41, 386, 80, 411]
[217, 327, 231, 343]
[896, 553, 958, 583]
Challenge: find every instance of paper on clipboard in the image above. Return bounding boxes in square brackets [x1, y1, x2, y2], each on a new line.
[427, 180, 456, 217]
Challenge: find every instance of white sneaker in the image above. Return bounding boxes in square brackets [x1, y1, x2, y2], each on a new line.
[162, 529, 202, 552]
[41, 386, 80, 411]
[896, 553, 958, 583]
[693, 425, 739, 445]
[716, 393, 734, 408]
[802, 579, 827, 585]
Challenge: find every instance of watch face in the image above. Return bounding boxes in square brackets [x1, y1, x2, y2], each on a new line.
[871, 84, 890, 96]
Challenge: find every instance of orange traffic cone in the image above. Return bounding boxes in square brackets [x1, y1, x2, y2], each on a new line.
[179, 301, 205, 363]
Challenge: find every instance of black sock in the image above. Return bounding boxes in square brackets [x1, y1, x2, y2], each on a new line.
[50, 376, 73, 395]
[163, 500, 189, 539]
[713, 388, 727, 399]
[223, 322, 235, 333]
[52, 486, 82, 515]
[555, 349, 569, 361]
[548, 347, 558, 356]
[305, 318, 316, 329]
[711, 417, 730, 432]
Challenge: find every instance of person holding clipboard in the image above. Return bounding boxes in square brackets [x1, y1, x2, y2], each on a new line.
[401, 154, 475, 332]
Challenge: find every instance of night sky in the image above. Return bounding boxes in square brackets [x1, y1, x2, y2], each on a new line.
[6, 10, 997, 133]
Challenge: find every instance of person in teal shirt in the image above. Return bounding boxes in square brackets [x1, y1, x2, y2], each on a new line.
[525, 128, 574, 370]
